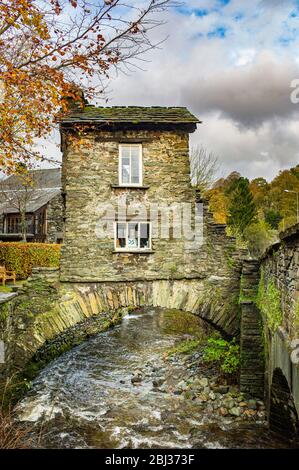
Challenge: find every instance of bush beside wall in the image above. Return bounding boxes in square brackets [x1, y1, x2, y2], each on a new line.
[0, 243, 61, 279]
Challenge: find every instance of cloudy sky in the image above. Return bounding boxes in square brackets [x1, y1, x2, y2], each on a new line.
[44, 0, 299, 181]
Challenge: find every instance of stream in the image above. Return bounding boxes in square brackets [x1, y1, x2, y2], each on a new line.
[16, 308, 297, 449]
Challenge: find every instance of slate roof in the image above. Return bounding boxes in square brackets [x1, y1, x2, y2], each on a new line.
[0, 168, 61, 214]
[1, 168, 61, 190]
[61, 106, 201, 125]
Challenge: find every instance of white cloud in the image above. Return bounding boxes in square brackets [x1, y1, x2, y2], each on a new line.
[39, 0, 299, 181]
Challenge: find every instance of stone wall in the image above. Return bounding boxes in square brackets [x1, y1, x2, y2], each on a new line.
[261, 223, 299, 340]
[260, 224, 299, 428]
[240, 260, 264, 399]
[0, 232, 243, 389]
[46, 193, 64, 243]
[60, 128, 237, 282]
[239, 225, 299, 437]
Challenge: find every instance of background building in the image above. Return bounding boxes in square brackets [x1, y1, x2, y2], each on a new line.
[0, 168, 63, 243]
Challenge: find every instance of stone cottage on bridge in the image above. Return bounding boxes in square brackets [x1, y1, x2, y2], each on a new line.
[1, 104, 298, 440]
[60, 106, 206, 282]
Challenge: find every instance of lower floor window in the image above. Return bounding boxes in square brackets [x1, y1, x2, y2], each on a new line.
[115, 222, 151, 250]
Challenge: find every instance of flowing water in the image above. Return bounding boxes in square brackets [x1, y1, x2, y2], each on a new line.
[17, 308, 296, 449]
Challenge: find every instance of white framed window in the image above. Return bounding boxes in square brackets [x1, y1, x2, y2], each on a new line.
[119, 144, 142, 186]
[115, 221, 151, 251]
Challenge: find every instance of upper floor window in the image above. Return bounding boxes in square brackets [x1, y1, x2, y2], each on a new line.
[119, 144, 142, 186]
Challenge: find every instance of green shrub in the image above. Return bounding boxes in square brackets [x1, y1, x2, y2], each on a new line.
[256, 269, 282, 334]
[0, 242, 61, 279]
[203, 337, 240, 375]
[166, 339, 202, 356]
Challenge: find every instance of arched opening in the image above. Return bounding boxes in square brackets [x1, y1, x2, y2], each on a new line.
[269, 367, 298, 438]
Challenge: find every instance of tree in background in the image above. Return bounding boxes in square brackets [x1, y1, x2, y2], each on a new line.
[0, 0, 174, 173]
[264, 209, 283, 230]
[226, 177, 257, 237]
[206, 171, 241, 224]
[207, 164, 299, 256]
[190, 146, 219, 194]
[244, 220, 278, 258]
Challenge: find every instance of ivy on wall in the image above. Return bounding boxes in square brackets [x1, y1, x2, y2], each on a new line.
[256, 267, 283, 334]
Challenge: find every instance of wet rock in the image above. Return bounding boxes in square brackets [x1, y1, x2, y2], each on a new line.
[153, 378, 164, 387]
[120, 379, 125, 384]
[230, 407, 241, 417]
[198, 378, 208, 388]
[219, 407, 229, 417]
[198, 393, 209, 402]
[131, 371, 143, 384]
[213, 385, 229, 394]
[177, 380, 188, 391]
[248, 399, 257, 410]
[131, 376, 142, 384]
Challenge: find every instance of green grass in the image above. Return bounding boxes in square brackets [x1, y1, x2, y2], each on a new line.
[165, 339, 202, 356]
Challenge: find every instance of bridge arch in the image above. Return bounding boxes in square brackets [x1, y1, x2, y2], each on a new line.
[0, 269, 240, 386]
[269, 367, 298, 439]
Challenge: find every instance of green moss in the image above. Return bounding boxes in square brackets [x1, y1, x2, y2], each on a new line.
[166, 339, 202, 356]
[294, 299, 299, 332]
[256, 268, 282, 334]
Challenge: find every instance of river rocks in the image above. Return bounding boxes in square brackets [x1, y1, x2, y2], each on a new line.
[131, 371, 143, 384]
[124, 340, 267, 430]
[212, 385, 229, 394]
[230, 407, 241, 417]
[153, 378, 165, 388]
[248, 399, 257, 410]
[198, 378, 208, 388]
[219, 407, 229, 417]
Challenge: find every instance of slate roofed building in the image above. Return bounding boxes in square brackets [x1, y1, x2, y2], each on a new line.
[59, 105, 201, 282]
[0, 168, 64, 243]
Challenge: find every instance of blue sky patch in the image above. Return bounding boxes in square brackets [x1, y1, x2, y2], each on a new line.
[207, 26, 228, 39]
[176, 6, 209, 17]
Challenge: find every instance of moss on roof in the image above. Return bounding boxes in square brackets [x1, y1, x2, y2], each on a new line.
[61, 106, 201, 124]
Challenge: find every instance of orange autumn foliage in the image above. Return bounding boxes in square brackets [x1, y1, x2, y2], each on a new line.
[0, 0, 173, 173]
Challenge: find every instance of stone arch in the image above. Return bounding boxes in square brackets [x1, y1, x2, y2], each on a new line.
[1, 272, 240, 387]
[269, 367, 298, 438]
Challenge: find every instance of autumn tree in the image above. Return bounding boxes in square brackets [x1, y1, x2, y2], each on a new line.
[0, 0, 174, 173]
[227, 177, 257, 236]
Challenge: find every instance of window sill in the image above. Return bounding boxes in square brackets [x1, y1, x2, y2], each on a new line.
[113, 250, 154, 254]
[111, 184, 150, 190]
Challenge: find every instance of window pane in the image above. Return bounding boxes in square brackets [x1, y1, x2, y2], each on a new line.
[128, 223, 138, 249]
[121, 146, 130, 158]
[121, 157, 130, 184]
[116, 223, 126, 248]
[131, 146, 140, 158]
[131, 154, 140, 184]
[140, 223, 150, 249]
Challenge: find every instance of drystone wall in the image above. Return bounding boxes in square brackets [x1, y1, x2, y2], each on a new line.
[240, 225, 299, 437]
